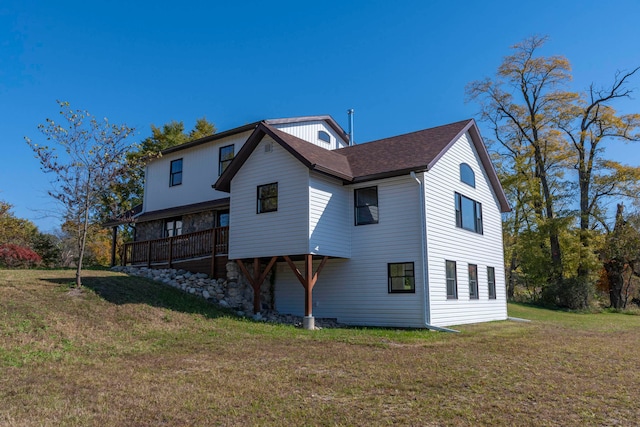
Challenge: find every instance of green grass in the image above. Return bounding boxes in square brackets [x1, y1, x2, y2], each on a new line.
[1, 269, 639, 426]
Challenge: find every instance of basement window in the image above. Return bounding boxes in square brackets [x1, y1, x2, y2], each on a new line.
[388, 262, 415, 293]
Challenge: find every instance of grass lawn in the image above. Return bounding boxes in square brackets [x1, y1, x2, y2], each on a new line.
[1, 269, 639, 426]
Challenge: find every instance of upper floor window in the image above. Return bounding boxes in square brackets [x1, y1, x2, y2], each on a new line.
[170, 159, 183, 186]
[164, 217, 183, 237]
[455, 192, 483, 234]
[487, 266, 496, 299]
[219, 144, 234, 176]
[446, 260, 458, 299]
[388, 262, 415, 293]
[460, 163, 475, 187]
[355, 186, 378, 225]
[469, 264, 478, 299]
[257, 183, 278, 214]
[318, 130, 331, 143]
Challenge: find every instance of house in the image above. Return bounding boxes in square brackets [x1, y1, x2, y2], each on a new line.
[110, 115, 510, 329]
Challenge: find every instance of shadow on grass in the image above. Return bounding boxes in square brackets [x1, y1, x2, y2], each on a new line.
[42, 274, 234, 320]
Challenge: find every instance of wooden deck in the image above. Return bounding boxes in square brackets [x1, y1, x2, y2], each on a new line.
[122, 227, 229, 278]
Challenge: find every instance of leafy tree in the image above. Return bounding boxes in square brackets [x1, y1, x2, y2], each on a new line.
[0, 201, 39, 247]
[601, 204, 640, 309]
[31, 232, 61, 268]
[25, 101, 135, 287]
[467, 36, 573, 288]
[468, 36, 640, 309]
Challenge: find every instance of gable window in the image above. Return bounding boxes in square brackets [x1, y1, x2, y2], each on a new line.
[460, 163, 475, 187]
[355, 186, 378, 225]
[318, 130, 331, 143]
[469, 264, 478, 299]
[218, 144, 234, 175]
[257, 183, 278, 213]
[455, 192, 483, 234]
[446, 260, 458, 299]
[164, 217, 182, 237]
[388, 262, 415, 293]
[487, 266, 496, 299]
[170, 159, 183, 187]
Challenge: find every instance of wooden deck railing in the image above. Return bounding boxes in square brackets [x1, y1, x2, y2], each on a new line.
[122, 226, 229, 268]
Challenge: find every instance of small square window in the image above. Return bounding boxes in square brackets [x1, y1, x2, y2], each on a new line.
[355, 186, 378, 225]
[219, 144, 234, 175]
[170, 159, 183, 187]
[446, 260, 458, 299]
[257, 183, 278, 214]
[488, 266, 496, 299]
[469, 264, 478, 299]
[388, 262, 415, 293]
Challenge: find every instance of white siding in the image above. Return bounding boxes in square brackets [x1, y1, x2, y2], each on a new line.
[424, 132, 508, 327]
[143, 132, 251, 212]
[308, 172, 350, 257]
[272, 120, 348, 150]
[228, 137, 310, 259]
[275, 176, 426, 327]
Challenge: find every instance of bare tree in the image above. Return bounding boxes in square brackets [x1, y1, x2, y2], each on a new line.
[26, 101, 135, 287]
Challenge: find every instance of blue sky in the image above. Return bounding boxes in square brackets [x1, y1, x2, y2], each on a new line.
[2, 0, 639, 232]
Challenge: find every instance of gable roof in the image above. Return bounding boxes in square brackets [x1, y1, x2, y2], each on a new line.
[214, 118, 510, 213]
[160, 115, 348, 156]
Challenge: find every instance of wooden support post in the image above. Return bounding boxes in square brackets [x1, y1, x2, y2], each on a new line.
[236, 256, 278, 314]
[210, 228, 217, 278]
[147, 241, 151, 268]
[110, 226, 118, 267]
[283, 255, 329, 318]
[168, 236, 173, 269]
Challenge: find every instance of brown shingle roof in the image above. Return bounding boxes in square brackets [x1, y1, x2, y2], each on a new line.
[335, 119, 472, 181]
[214, 118, 510, 212]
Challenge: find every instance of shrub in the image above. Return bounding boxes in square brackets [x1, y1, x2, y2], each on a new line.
[0, 244, 42, 268]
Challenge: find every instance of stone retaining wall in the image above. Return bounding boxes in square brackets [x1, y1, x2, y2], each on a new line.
[111, 261, 340, 328]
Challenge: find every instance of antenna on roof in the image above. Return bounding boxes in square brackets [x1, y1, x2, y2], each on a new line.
[347, 108, 355, 146]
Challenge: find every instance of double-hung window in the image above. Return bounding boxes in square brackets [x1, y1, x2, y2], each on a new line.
[164, 217, 182, 237]
[170, 159, 183, 186]
[355, 186, 378, 225]
[455, 192, 483, 234]
[468, 264, 478, 299]
[487, 266, 496, 299]
[257, 183, 278, 213]
[218, 144, 234, 175]
[388, 262, 415, 293]
[446, 260, 457, 299]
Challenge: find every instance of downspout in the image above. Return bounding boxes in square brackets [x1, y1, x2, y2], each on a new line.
[410, 171, 459, 333]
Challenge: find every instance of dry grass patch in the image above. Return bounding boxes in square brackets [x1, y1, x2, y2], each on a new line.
[1, 269, 639, 426]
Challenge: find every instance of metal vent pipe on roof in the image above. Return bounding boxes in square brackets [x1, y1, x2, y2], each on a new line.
[347, 108, 354, 146]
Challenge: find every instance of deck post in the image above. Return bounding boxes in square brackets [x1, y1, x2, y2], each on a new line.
[110, 226, 118, 267]
[147, 241, 151, 268]
[168, 236, 173, 269]
[210, 228, 217, 278]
